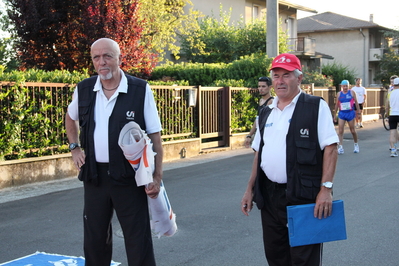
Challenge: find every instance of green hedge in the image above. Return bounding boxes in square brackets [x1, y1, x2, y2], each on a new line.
[150, 53, 273, 88]
[0, 68, 90, 83]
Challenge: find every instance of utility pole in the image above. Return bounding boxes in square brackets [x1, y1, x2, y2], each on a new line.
[266, 0, 279, 57]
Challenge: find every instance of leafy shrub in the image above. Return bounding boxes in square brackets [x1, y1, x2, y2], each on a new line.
[231, 90, 257, 133]
[321, 62, 357, 91]
[150, 52, 273, 87]
[374, 49, 399, 86]
[179, 5, 289, 64]
[148, 80, 190, 86]
[302, 67, 333, 87]
[0, 68, 89, 84]
[211, 79, 246, 87]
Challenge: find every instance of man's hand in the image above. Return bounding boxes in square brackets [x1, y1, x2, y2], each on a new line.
[145, 173, 161, 198]
[314, 188, 333, 219]
[71, 148, 85, 171]
[241, 189, 254, 216]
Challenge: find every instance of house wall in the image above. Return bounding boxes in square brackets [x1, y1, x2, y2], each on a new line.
[188, 0, 296, 30]
[299, 29, 372, 86]
[186, 0, 245, 22]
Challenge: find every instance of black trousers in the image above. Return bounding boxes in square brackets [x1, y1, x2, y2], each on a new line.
[260, 182, 322, 266]
[83, 163, 155, 266]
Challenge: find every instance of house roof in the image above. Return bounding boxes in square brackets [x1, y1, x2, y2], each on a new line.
[298, 12, 390, 33]
[279, 1, 317, 14]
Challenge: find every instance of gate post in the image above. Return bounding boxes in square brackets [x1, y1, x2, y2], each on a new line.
[224, 86, 232, 147]
[198, 85, 202, 140]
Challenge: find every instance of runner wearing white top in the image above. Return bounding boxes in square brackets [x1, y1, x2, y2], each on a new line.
[387, 77, 399, 157]
[351, 78, 367, 128]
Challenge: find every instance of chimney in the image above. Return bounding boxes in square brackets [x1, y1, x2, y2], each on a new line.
[369, 14, 374, 23]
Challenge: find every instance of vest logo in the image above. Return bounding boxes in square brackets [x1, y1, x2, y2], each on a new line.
[126, 111, 135, 120]
[300, 128, 309, 138]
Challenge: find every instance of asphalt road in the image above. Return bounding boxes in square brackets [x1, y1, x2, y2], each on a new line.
[1, 120, 398, 266]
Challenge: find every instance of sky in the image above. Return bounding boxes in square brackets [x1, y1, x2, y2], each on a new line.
[293, 0, 398, 29]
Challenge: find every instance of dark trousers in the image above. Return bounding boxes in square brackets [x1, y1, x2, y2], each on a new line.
[260, 182, 322, 266]
[83, 163, 155, 266]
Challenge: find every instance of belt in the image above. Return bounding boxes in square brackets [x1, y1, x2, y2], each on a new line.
[271, 181, 287, 190]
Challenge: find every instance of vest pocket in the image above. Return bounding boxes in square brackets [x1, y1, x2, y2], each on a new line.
[296, 171, 321, 201]
[296, 140, 317, 165]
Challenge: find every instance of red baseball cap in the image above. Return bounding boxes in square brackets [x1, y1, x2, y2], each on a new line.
[269, 53, 302, 71]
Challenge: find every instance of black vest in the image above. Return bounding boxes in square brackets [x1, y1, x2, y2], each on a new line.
[253, 92, 323, 209]
[77, 74, 147, 185]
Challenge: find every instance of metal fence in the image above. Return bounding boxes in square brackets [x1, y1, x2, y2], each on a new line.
[0, 82, 386, 154]
[302, 84, 386, 117]
[0, 82, 72, 146]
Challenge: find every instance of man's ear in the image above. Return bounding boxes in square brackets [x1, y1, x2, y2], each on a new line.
[298, 74, 303, 84]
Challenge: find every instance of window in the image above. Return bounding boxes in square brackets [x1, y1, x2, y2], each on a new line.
[253, 5, 259, 20]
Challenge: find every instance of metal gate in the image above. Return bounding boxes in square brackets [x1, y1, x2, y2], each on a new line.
[198, 86, 231, 150]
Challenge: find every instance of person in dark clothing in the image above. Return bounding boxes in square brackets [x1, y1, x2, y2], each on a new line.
[65, 38, 163, 266]
[244, 76, 274, 148]
[241, 53, 339, 266]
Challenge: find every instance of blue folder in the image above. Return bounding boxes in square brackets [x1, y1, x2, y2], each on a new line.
[287, 200, 347, 247]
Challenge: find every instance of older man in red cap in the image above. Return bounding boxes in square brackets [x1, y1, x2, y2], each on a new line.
[241, 53, 339, 266]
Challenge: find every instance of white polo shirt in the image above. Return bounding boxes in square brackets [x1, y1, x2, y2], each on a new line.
[351, 86, 367, 104]
[388, 88, 399, 116]
[67, 70, 162, 163]
[251, 91, 339, 183]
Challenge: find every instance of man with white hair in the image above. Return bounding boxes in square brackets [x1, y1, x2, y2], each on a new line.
[241, 53, 339, 266]
[65, 38, 163, 266]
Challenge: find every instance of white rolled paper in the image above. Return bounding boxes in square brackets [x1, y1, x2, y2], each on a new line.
[118, 121, 177, 237]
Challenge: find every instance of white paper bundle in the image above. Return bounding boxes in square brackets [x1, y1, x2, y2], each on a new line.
[118, 121, 177, 238]
[118, 121, 154, 186]
[149, 181, 178, 238]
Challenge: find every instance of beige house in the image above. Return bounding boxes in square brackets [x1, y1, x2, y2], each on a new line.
[297, 12, 393, 87]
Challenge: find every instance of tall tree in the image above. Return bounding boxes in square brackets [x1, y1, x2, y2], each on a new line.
[179, 5, 289, 64]
[4, 0, 156, 77]
[138, 0, 201, 61]
[374, 29, 399, 85]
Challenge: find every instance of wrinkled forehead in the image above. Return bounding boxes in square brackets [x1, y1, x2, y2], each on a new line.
[91, 39, 120, 56]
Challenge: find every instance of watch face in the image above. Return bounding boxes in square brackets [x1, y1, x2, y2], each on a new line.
[69, 143, 78, 150]
[323, 182, 333, 188]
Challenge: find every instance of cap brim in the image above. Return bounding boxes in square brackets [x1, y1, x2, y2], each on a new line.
[269, 65, 298, 72]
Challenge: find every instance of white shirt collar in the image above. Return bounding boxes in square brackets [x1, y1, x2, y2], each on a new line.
[93, 69, 128, 93]
[269, 89, 303, 109]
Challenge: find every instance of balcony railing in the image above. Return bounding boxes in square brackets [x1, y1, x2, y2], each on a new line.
[369, 48, 384, 61]
[288, 37, 316, 55]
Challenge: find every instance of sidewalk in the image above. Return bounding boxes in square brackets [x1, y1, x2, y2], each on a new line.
[1, 119, 383, 204]
[0, 147, 253, 204]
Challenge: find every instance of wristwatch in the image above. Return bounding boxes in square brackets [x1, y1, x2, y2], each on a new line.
[69, 143, 81, 151]
[246, 135, 252, 139]
[321, 181, 333, 189]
